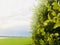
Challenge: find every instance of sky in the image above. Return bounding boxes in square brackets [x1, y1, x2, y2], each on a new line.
[0, 0, 37, 36]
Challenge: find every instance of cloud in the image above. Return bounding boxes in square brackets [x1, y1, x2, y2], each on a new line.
[0, 15, 31, 29]
[0, 0, 37, 36]
[0, 25, 31, 36]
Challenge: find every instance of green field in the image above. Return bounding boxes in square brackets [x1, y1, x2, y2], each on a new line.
[0, 37, 32, 45]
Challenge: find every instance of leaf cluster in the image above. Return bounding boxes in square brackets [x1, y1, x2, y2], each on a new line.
[31, 0, 60, 45]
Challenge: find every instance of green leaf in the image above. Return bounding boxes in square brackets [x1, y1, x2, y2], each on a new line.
[48, 13, 51, 20]
[42, 32, 45, 36]
[53, 17, 57, 23]
[55, 33, 59, 37]
[52, 2, 59, 10]
[51, 10, 56, 16]
[57, 13, 60, 22]
[44, 20, 50, 26]
[40, 39, 45, 45]
[53, 22, 60, 29]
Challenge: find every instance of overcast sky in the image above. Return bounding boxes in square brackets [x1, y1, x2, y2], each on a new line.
[0, 0, 37, 36]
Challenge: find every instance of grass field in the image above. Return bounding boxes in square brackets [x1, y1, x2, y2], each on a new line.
[0, 37, 32, 45]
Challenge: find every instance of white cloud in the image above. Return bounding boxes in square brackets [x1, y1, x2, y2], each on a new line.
[0, 0, 37, 36]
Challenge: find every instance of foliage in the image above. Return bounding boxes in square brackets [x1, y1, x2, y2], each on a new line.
[31, 0, 60, 45]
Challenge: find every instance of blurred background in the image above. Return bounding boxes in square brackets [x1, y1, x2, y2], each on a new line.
[0, 0, 37, 37]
